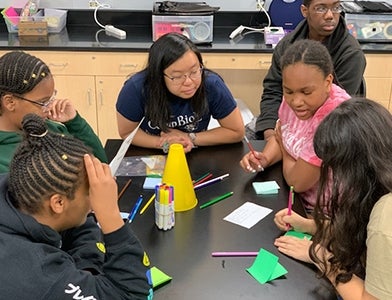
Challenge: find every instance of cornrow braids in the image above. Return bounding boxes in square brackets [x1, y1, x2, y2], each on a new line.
[8, 113, 91, 214]
[280, 39, 333, 78]
[0, 51, 50, 96]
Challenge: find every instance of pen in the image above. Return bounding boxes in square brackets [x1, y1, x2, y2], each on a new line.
[200, 191, 233, 209]
[194, 173, 229, 190]
[139, 193, 155, 215]
[128, 195, 143, 223]
[118, 179, 132, 200]
[212, 251, 258, 257]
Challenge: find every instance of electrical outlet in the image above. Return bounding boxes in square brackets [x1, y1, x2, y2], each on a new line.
[256, 0, 265, 10]
[89, 0, 99, 8]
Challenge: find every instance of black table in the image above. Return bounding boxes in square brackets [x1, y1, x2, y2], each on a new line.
[105, 140, 336, 300]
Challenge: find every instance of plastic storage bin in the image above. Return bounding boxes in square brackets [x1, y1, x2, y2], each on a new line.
[345, 12, 392, 42]
[152, 14, 213, 43]
[3, 8, 67, 33]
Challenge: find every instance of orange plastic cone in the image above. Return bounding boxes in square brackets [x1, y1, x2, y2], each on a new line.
[162, 143, 197, 212]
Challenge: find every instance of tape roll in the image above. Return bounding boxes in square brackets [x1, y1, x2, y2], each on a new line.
[191, 22, 211, 41]
[384, 22, 392, 39]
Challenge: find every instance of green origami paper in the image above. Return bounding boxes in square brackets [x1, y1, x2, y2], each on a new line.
[246, 248, 288, 284]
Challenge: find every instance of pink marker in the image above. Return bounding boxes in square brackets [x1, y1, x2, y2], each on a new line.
[211, 252, 258, 257]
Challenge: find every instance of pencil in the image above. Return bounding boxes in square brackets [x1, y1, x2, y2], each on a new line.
[286, 186, 294, 229]
[200, 191, 233, 209]
[118, 179, 132, 200]
[244, 136, 264, 171]
[193, 173, 213, 186]
[194, 174, 229, 190]
[139, 193, 155, 215]
[193, 172, 211, 185]
[244, 136, 256, 156]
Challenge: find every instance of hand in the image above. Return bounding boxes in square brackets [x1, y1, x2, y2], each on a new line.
[84, 154, 123, 233]
[274, 235, 313, 263]
[159, 129, 194, 153]
[274, 209, 315, 234]
[46, 98, 77, 122]
[239, 150, 268, 173]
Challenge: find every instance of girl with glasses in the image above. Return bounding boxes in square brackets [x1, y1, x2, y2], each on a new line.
[0, 51, 107, 174]
[116, 32, 245, 153]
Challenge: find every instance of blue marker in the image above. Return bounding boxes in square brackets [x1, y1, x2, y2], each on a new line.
[128, 195, 143, 223]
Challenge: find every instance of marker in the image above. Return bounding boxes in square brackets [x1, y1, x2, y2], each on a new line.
[139, 193, 155, 215]
[200, 191, 233, 209]
[194, 174, 229, 190]
[128, 195, 143, 223]
[212, 251, 258, 257]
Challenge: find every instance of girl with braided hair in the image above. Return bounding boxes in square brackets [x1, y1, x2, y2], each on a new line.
[0, 51, 109, 283]
[0, 50, 107, 174]
[0, 113, 153, 299]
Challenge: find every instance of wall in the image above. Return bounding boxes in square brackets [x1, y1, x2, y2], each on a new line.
[0, 0, 261, 11]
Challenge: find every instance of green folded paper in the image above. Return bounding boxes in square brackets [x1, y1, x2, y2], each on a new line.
[246, 248, 287, 284]
[284, 230, 312, 240]
[150, 266, 172, 289]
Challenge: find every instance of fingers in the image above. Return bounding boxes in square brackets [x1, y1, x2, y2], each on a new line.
[239, 152, 264, 173]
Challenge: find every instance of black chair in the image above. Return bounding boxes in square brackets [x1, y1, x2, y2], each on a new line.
[358, 77, 366, 97]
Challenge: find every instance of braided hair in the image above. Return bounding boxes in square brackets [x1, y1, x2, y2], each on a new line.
[0, 51, 50, 114]
[280, 39, 333, 78]
[8, 113, 91, 214]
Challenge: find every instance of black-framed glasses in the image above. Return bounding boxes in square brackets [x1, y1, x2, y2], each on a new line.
[164, 67, 204, 86]
[313, 5, 343, 14]
[13, 90, 57, 110]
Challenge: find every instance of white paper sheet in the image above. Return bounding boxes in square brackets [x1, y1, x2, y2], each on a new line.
[109, 117, 145, 176]
[223, 202, 273, 229]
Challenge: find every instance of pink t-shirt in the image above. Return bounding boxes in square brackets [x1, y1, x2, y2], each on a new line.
[278, 84, 350, 210]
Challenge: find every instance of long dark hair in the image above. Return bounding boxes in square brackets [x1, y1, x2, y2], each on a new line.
[143, 32, 208, 132]
[310, 98, 392, 284]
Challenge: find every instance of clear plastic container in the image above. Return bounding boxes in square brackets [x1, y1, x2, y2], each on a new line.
[345, 12, 392, 42]
[3, 8, 67, 33]
[152, 14, 213, 43]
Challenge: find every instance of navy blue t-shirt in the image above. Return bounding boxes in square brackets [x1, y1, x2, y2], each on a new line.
[116, 70, 237, 135]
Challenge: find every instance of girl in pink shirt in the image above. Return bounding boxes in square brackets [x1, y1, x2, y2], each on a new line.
[240, 39, 350, 212]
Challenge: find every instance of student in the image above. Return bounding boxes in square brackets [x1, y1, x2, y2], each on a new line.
[116, 32, 244, 153]
[0, 51, 108, 278]
[274, 98, 392, 299]
[0, 50, 107, 174]
[240, 39, 350, 212]
[254, 0, 366, 140]
[0, 113, 153, 299]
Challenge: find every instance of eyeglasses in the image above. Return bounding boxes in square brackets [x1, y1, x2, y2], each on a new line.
[313, 5, 343, 14]
[13, 90, 57, 110]
[164, 67, 203, 86]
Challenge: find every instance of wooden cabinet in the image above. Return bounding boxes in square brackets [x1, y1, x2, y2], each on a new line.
[364, 54, 392, 112]
[202, 53, 271, 115]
